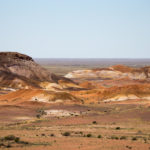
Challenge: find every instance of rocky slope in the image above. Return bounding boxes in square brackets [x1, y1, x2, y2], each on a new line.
[0, 52, 82, 105]
[0, 52, 77, 89]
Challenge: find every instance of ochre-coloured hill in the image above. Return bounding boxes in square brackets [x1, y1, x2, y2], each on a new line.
[71, 83, 150, 103]
[0, 52, 82, 105]
[0, 89, 82, 105]
[1, 52, 150, 105]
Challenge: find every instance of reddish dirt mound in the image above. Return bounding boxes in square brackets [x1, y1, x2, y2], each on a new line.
[0, 89, 82, 105]
[111, 65, 135, 73]
[71, 83, 150, 103]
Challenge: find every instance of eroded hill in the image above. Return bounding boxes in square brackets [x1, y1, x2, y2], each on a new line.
[0, 52, 81, 105]
[66, 65, 150, 104]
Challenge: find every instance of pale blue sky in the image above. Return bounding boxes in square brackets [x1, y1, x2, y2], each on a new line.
[0, 0, 150, 58]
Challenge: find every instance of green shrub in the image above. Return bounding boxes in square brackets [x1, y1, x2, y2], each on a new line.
[6, 143, 11, 148]
[18, 141, 29, 144]
[4, 135, 16, 141]
[0, 142, 4, 147]
[41, 133, 45, 136]
[87, 134, 92, 137]
[132, 137, 137, 141]
[36, 114, 41, 119]
[80, 131, 83, 135]
[92, 121, 97, 124]
[116, 127, 120, 130]
[126, 145, 132, 149]
[14, 137, 20, 143]
[120, 136, 127, 140]
[97, 135, 102, 138]
[50, 133, 54, 137]
[111, 135, 119, 140]
[62, 132, 70, 136]
[143, 137, 147, 143]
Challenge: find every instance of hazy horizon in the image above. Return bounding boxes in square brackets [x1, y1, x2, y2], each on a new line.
[35, 58, 150, 68]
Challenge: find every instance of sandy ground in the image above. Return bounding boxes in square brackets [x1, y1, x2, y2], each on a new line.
[0, 103, 150, 149]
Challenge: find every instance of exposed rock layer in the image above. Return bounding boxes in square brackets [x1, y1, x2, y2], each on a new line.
[0, 52, 73, 89]
[65, 65, 150, 80]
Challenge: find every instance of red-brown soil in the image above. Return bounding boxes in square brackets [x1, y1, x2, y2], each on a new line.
[0, 103, 150, 150]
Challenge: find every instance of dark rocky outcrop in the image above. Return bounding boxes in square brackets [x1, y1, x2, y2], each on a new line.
[0, 52, 73, 88]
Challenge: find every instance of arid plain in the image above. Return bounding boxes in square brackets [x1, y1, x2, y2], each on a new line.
[0, 52, 150, 150]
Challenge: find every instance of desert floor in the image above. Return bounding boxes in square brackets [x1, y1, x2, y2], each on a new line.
[0, 102, 150, 150]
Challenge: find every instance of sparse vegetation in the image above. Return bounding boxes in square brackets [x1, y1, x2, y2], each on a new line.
[116, 127, 120, 130]
[111, 135, 119, 140]
[132, 137, 137, 141]
[80, 131, 83, 135]
[36, 114, 41, 119]
[126, 145, 132, 149]
[143, 137, 147, 143]
[41, 133, 45, 136]
[62, 132, 70, 136]
[120, 136, 127, 140]
[14, 137, 20, 143]
[0, 135, 29, 148]
[4, 135, 16, 141]
[36, 108, 47, 119]
[50, 133, 55, 137]
[86, 134, 92, 137]
[92, 121, 97, 124]
[97, 135, 102, 138]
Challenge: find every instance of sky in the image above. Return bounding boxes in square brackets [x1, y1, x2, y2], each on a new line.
[0, 0, 150, 58]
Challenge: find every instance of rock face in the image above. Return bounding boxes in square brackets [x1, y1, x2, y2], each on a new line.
[65, 65, 150, 80]
[0, 52, 56, 82]
[0, 52, 72, 89]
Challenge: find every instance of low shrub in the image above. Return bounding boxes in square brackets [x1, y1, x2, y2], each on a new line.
[4, 135, 16, 141]
[111, 135, 119, 140]
[92, 121, 97, 124]
[126, 145, 132, 149]
[87, 134, 92, 137]
[97, 135, 102, 138]
[14, 137, 20, 143]
[36, 114, 41, 119]
[50, 134, 55, 137]
[120, 136, 127, 140]
[132, 137, 137, 141]
[62, 132, 70, 136]
[116, 127, 120, 130]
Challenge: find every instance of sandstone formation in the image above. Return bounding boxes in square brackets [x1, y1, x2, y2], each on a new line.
[65, 65, 150, 80]
[66, 65, 150, 103]
[0, 52, 150, 105]
[0, 52, 81, 105]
